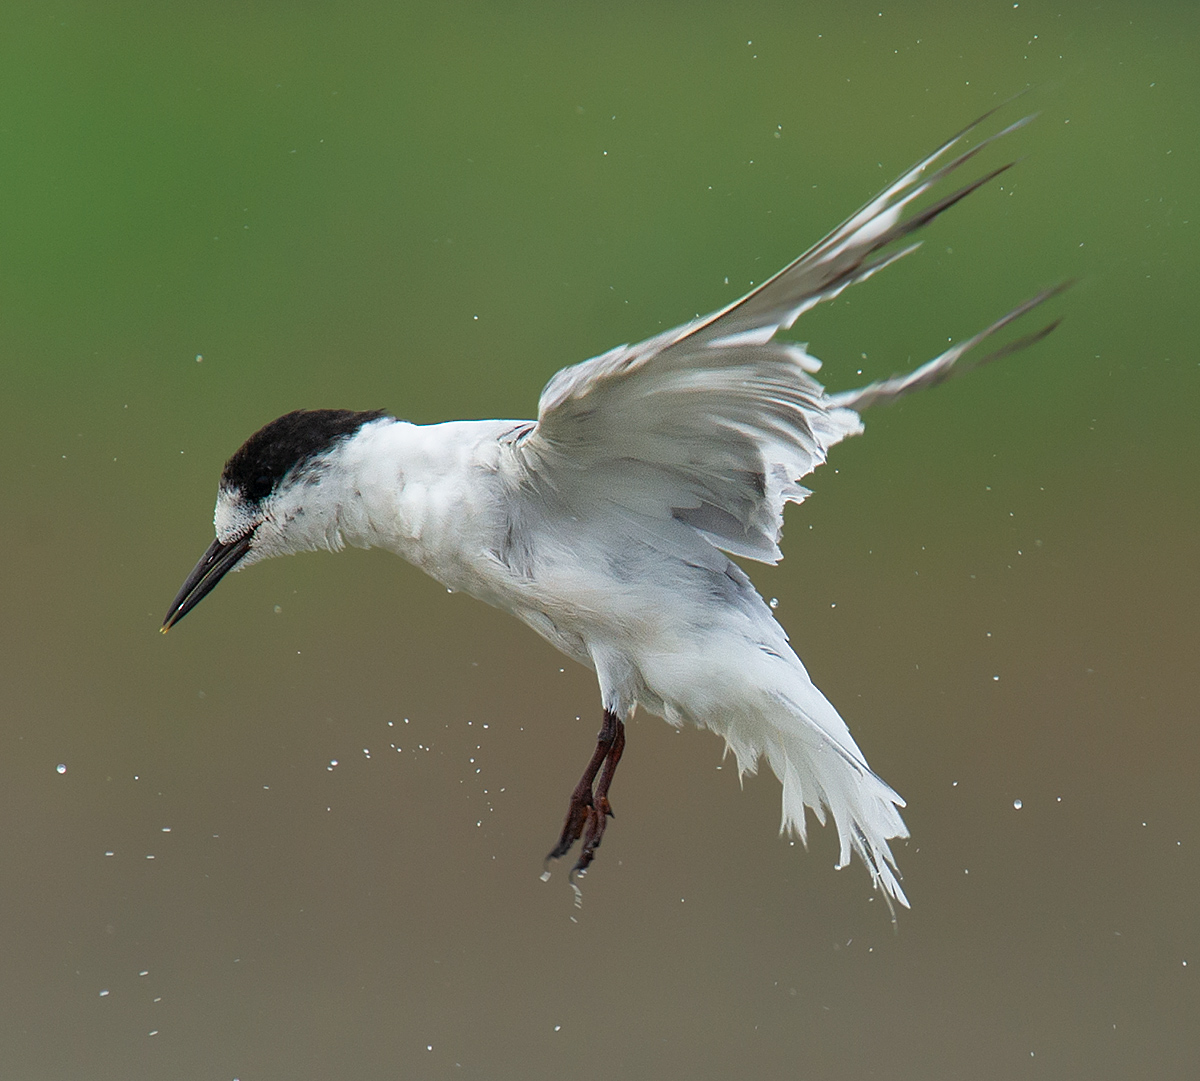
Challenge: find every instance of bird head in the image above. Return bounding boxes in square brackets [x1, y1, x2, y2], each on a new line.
[162, 408, 388, 631]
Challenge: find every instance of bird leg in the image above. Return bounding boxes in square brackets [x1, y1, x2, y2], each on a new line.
[545, 708, 626, 876]
[578, 715, 625, 873]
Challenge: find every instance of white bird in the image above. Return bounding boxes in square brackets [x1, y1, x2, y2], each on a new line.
[163, 108, 1065, 910]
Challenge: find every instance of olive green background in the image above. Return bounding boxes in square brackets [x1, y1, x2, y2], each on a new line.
[1, 2, 1196, 1079]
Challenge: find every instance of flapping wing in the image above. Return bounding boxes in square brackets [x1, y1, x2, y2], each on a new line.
[516, 107, 1063, 563]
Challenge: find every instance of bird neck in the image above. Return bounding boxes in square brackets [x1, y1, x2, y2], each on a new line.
[304, 418, 430, 555]
[307, 418, 501, 571]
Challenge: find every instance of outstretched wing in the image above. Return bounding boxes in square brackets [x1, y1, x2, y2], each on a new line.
[515, 107, 1063, 563]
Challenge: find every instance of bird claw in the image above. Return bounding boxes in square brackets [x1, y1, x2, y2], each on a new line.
[545, 796, 591, 865]
[544, 711, 625, 877]
[569, 796, 614, 877]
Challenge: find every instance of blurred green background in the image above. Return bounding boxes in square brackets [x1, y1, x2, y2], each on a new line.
[1, 2, 1197, 1079]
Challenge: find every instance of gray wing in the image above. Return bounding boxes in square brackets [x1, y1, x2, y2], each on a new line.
[515, 107, 1064, 564]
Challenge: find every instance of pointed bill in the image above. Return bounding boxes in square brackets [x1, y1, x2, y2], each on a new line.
[161, 534, 254, 632]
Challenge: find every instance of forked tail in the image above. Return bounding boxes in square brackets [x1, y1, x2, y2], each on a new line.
[690, 649, 911, 914]
[764, 688, 910, 913]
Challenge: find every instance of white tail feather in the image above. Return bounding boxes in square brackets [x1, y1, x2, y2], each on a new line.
[648, 636, 910, 911]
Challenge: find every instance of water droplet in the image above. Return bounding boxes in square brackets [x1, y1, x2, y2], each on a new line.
[55, 763, 66, 774]
[1013, 799, 1023, 810]
[769, 597, 779, 609]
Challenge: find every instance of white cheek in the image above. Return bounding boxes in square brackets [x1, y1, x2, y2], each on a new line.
[245, 517, 286, 560]
[213, 490, 259, 543]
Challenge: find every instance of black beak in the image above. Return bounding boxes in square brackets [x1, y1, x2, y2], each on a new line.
[161, 533, 254, 632]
